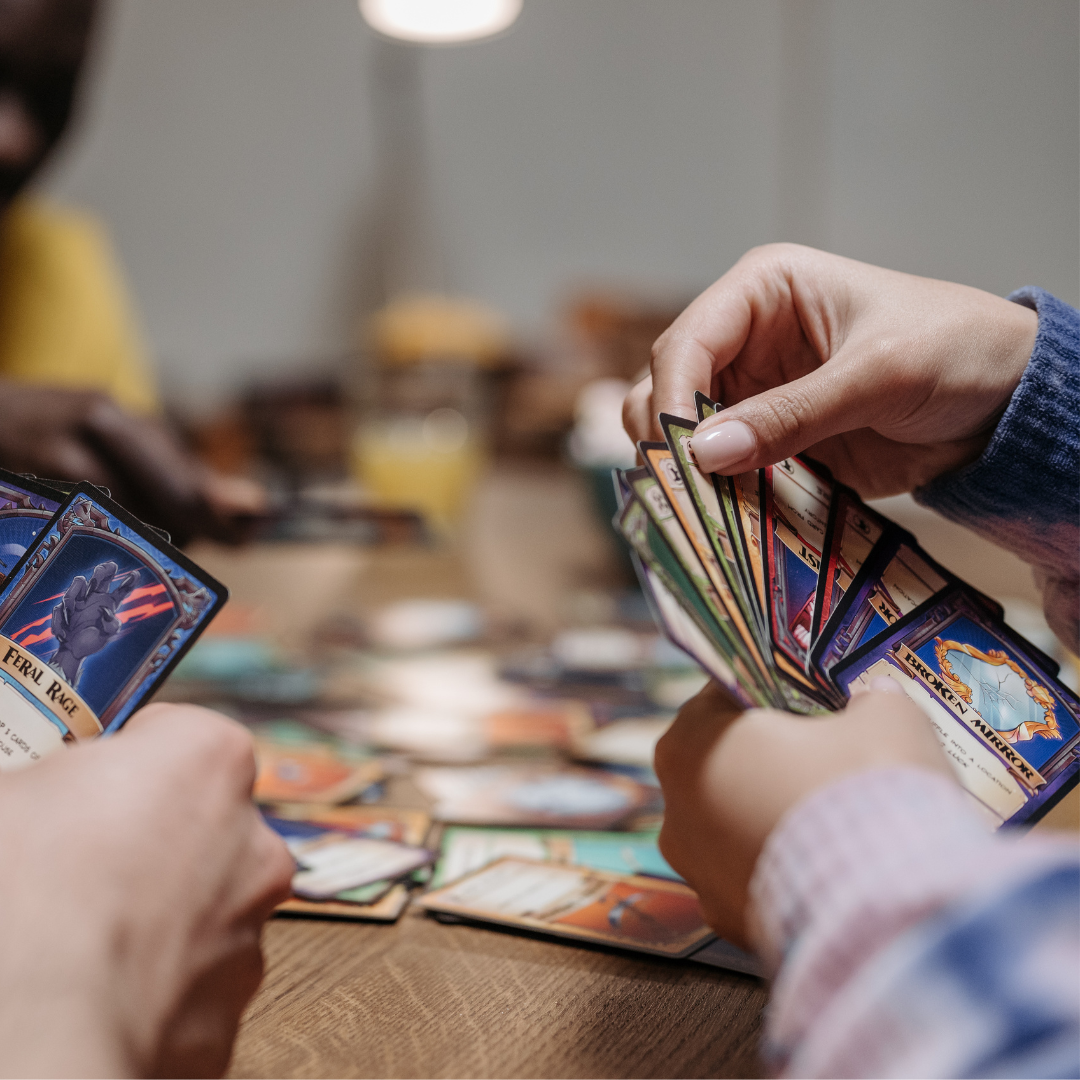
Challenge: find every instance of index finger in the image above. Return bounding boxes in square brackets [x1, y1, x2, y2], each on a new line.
[650, 262, 762, 422]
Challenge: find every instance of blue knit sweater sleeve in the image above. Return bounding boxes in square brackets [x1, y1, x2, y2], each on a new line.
[914, 287, 1080, 650]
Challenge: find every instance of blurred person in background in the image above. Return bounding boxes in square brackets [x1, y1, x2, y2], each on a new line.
[0, 0, 259, 543]
[626, 244, 1079, 1078]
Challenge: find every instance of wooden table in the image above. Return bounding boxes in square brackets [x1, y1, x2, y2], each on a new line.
[205, 463, 1076, 1078]
[230, 914, 766, 1079]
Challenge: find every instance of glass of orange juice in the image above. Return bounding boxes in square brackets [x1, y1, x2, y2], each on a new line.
[351, 361, 486, 535]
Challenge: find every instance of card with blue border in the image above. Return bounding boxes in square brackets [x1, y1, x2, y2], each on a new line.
[0, 469, 64, 583]
[833, 586, 1079, 827]
[0, 483, 226, 767]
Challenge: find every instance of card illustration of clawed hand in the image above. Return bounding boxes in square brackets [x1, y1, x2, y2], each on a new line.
[614, 395, 1080, 829]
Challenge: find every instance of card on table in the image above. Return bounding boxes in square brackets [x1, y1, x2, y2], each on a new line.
[266, 803, 432, 846]
[431, 825, 679, 888]
[286, 832, 435, 899]
[833, 585, 1080, 827]
[414, 764, 654, 830]
[276, 883, 414, 922]
[0, 484, 226, 767]
[419, 856, 715, 958]
[252, 740, 385, 804]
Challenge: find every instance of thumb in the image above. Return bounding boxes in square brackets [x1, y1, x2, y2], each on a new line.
[689, 357, 876, 473]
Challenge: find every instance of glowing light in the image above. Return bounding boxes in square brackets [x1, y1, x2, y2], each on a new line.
[359, 0, 521, 43]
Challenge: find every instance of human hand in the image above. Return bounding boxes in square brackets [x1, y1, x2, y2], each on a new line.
[654, 679, 952, 948]
[0, 704, 294, 1078]
[0, 381, 265, 545]
[623, 244, 1038, 498]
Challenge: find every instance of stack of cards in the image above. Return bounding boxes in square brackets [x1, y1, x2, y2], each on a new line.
[266, 804, 435, 921]
[0, 468, 226, 768]
[613, 396, 1080, 828]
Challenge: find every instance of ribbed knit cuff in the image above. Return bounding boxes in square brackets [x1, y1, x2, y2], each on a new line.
[914, 287, 1080, 649]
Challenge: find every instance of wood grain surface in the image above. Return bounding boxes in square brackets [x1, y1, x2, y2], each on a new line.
[228, 911, 767, 1079]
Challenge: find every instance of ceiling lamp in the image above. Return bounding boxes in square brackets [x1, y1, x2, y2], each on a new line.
[359, 0, 522, 44]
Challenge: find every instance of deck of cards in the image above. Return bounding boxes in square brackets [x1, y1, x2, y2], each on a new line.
[0, 469, 226, 768]
[614, 394, 1080, 829]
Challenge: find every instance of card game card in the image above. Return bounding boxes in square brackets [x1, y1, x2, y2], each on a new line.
[629, 550, 754, 705]
[0, 469, 62, 584]
[266, 803, 431, 846]
[834, 586, 1080, 826]
[419, 856, 714, 958]
[252, 741, 385, 804]
[287, 832, 434, 899]
[414, 764, 654, 830]
[276, 883, 413, 922]
[615, 396, 1077, 826]
[760, 455, 832, 671]
[810, 484, 889, 647]
[432, 825, 679, 888]
[0, 484, 226, 768]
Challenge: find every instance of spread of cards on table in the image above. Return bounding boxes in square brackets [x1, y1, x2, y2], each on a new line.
[0, 463, 759, 975]
[613, 393, 1080, 828]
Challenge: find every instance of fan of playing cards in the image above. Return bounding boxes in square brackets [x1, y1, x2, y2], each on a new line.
[614, 393, 1080, 829]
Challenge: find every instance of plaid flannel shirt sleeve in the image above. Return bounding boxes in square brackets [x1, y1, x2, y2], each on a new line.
[749, 767, 1080, 1078]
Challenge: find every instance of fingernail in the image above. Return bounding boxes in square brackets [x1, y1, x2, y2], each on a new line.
[691, 420, 756, 473]
[869, 676, 905, 696]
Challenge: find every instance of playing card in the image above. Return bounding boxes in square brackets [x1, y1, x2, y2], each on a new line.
[810, 484, 890, 648]
[414, 764, 654, 830]
[276, 883, 413, 922]
[615, 494, 769, 707]
[629, 549, 757, 706]
[833, 585, 1080, 827]
[287, 832, 434, 899]
[0, 484, 226, 767]
[810, 531, 956, 691]
[659, 413, 759, 637]
[266, 803, 432, 846]
[431, 825, 679, 888]
[0, 469, 62, 583]
[252, 740, 385, 804]
[419, 856, 715, 958]
[694, 394, 767, 637]
[637, 443, 777, 699]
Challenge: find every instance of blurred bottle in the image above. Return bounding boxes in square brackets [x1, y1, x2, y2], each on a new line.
[352, 295, 510, 534]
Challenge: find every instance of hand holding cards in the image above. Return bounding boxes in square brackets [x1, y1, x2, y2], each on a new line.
[614, 397, 1080, 829]
[0, 469, 226, 766]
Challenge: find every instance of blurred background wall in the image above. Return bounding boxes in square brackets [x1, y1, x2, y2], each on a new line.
[38, 0, 1079, 411]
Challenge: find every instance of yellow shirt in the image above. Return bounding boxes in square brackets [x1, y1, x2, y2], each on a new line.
[0, 199, 159, 415]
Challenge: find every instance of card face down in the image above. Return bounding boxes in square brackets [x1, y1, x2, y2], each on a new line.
[419, 856, 715, 958]
[834, 587, 1080, 828]
[0, 485, 226, 767]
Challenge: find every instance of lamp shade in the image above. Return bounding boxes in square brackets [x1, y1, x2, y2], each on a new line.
[360, 0, 522, 43]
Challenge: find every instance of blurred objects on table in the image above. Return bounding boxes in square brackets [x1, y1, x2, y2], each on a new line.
[351, 295, 513, 534]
